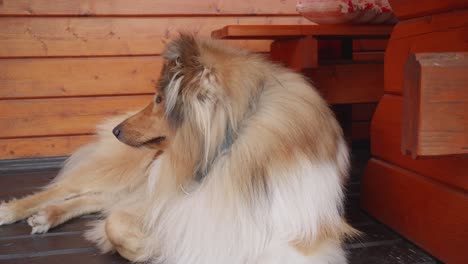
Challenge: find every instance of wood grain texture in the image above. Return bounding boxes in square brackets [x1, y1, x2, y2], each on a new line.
[211, 25, 393, 39]
[0, 17, 315, 57]
[390, 9, 468, 40]
[0, 0, 300, 16]
[402, 52, 468, 158]
[371, 95, 468, 191]
[270, 36, 318, 71]
[306, 63, 384, 104]
[0, 96, 152, 138]
[361, 158, 468, 264]
[389, 0, 468, 20]
[0, 135, 96, 160]
[0, 57, 162, 98]
[385, 10, 468, 94]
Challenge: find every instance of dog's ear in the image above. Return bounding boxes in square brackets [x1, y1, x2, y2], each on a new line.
[163, 33, 200, 69]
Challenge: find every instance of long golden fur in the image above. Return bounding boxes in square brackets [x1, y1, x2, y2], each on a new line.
[0, 34, 356, 263]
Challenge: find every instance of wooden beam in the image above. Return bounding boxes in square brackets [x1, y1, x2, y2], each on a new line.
[211, 25, 393, 40]
[362, 158, 468, 264]
[0, 0, 302, 16]
[305, 63, 384, 104]
[385, 10, 468, 94]
[402, 52, 468, 158]
[0, 95, 152, 138]
[0, 17, 317, 57]
[371, 95, 468, 191]
[270, 37, 318, 71]
[0, 135, 96, 160]
[0, 57, 162, 98]
[388, 0, 468, 20]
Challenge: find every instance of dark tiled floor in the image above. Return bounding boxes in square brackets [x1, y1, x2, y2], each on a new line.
[0, 144, 441, 263]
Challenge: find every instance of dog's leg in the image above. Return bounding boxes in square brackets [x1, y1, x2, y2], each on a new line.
[27, 192, 112, 234]
[104, 211, 148, 262]
[0, 186, 75, 226]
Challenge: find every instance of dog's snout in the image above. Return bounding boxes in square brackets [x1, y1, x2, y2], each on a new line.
[112, 125, 121, 138]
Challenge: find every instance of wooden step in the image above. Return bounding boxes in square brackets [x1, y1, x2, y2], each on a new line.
[361, 158, 468, 264]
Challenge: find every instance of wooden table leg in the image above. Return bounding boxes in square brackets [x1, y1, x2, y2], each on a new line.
[270, 36, 318, 71]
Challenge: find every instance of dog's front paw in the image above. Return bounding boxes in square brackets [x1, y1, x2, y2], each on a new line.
[0, 202, 17, 226]
[27, 210, 52, 234]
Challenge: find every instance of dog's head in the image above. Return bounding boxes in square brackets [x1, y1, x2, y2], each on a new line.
[113, 34, 233, 150]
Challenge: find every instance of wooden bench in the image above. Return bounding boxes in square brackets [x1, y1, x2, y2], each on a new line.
[361, 2, 468, 263]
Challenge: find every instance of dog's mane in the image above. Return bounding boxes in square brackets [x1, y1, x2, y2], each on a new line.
[154, 34, 346, 202]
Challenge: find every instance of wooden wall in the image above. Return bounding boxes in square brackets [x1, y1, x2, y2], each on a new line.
[0, 0, 314, 160]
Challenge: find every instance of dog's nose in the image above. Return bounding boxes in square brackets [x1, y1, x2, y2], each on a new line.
[112, 126, 121, 138]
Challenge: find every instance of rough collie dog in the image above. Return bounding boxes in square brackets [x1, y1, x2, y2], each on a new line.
[0, 34, 355, 263]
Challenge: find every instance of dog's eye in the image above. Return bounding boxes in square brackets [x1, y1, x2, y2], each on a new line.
[155, 95, 162, 104]
[175, 57, 181, 66]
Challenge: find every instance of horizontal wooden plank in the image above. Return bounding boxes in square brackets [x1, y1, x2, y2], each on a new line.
[0, 217, 91, 238]
[402, 52, 468, 158]
[371, 95, 468, 191]
[385, 28, 468, 94]
[0, 174, 54, 190]
[390, 9, 468, 41]
[0, 96, 152, 138]
[0, 57, 162, 98]
[0, 17, 314, 57]
[4, 251, 128, 264]
[0, 135, 96, 160]
[0, 232, 93, 256]
[389, 0, 468, 20]
[385, 10, 468, 94]
[349, 240, 437, 264]
[0, 0, 300, 16]
[211, 25, 393, 39]
[306, 63, 384, 104]
[362, 158, 468, 264]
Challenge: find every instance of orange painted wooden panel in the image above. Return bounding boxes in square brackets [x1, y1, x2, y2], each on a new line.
[362, 158, 468, 264]
[389, 0, 468, 20]
[0, 17, 315, 57]
[402, 52, 468, 158]
[371, 95, 468, 191]
[270, 37, 318, 71]
[0, 135, 96, 160]
[211, 25, 393, 39]
[0, 57, 162, 98]
[306, 63, 384, 104]
[385, 10, 468, 94]
[0, 0, 300, 16]
[0, 95, 152, 138]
